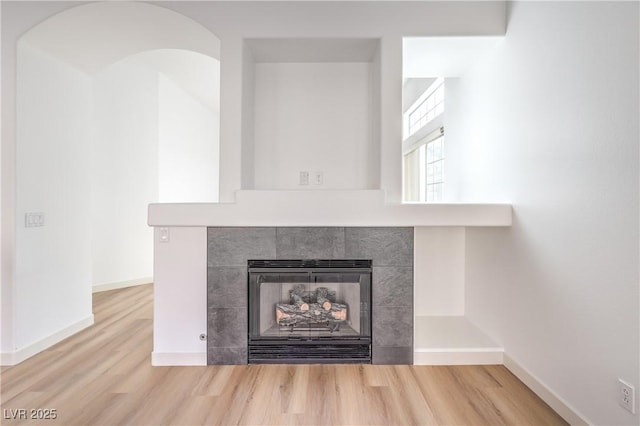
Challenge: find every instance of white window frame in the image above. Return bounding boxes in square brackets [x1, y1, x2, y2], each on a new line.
[403, 126, 445, 203]
[403, 77, 444, 139]
[425, 135, 445, 202]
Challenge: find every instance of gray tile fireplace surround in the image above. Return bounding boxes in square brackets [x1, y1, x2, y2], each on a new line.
[207, 227, 413, 365]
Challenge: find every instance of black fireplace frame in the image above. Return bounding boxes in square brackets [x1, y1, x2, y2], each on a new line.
[247, 259, 372, 364]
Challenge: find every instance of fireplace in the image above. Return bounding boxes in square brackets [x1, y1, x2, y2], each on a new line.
[248, 259, 372, 364]
[207, 227, 413, 365]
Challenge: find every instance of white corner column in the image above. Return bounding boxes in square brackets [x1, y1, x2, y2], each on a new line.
[152, 226, 208, 366]
[379, 35, 403, 204]
[217, 35, 244, 202]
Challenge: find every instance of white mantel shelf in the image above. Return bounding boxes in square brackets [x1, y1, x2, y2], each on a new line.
[148, 190, 512, 227]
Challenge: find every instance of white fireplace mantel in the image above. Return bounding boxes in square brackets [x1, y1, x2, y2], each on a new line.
[148, 190, 512, 227]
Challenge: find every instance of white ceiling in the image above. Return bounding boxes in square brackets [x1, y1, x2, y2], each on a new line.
[403, 36, 503, 78]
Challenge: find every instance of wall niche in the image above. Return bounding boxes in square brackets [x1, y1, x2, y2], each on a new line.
[241, 38, 381, 191]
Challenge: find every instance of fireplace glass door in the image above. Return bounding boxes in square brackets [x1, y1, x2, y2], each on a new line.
[248, 260, 372, 363]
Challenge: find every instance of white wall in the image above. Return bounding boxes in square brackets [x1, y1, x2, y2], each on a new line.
[158, 73, 219, 202]
[459, 2, 638, 424]
[92, 54, 220, 288]
[1, 0, 87, 358]
[0, 2, 5, 355]
[152, 226, 207, 365]
[253, 62, 373, 190]
[92, 62, 159, 288]
[443, 76, 472, 203]
[414, 227, 465, 316]
[14, 42, 93, 352]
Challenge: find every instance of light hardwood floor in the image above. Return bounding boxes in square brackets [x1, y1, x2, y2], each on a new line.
[1, 284, 567, 425]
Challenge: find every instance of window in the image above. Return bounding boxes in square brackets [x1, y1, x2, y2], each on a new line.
[403, 130, 444, 202]
[403, 78, 445, 203]
[425, 136, 444, 202]
[406, 78, 444, 137]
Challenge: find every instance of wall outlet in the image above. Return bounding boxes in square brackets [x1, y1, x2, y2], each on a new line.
[159, 227, 170, 243]
[312, 171, 323, 185]
[619, 379, 635, 414]
[299, 171, 309, 186]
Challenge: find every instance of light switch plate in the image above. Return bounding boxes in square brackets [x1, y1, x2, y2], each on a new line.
[25, 212, 45, 227]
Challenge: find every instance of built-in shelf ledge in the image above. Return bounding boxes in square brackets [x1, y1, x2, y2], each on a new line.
[414, 316, 504, 365]
[148, 190, 512, 227]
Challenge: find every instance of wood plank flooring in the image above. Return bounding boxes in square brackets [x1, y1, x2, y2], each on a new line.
[1, 284, 567, 425]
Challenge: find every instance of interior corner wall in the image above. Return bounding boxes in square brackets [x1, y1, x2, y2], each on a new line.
[158, 73, 219, 202]
[15, 42, 93, 350]
[92, 62, 158, 287]
[459, 2, 639, 424]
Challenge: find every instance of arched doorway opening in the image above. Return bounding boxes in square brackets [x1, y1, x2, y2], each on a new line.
[14, 1, 220, 354]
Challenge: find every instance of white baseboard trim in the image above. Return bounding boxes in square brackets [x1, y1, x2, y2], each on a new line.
[414, 347, 504, 365]
[0, 315, 94, 366]
[93, 277, 152, 293]
[503, 354, 591, 425]
[151, 352, 206, 366]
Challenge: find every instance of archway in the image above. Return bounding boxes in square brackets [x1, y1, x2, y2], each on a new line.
[13, 1, 221, 357]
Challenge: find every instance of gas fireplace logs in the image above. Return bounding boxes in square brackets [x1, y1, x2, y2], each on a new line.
[276, 285, 348, 331]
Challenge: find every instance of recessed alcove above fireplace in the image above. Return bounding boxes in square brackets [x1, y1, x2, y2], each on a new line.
[241, 38, 381, 191]
[207, 227, 413, 365]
